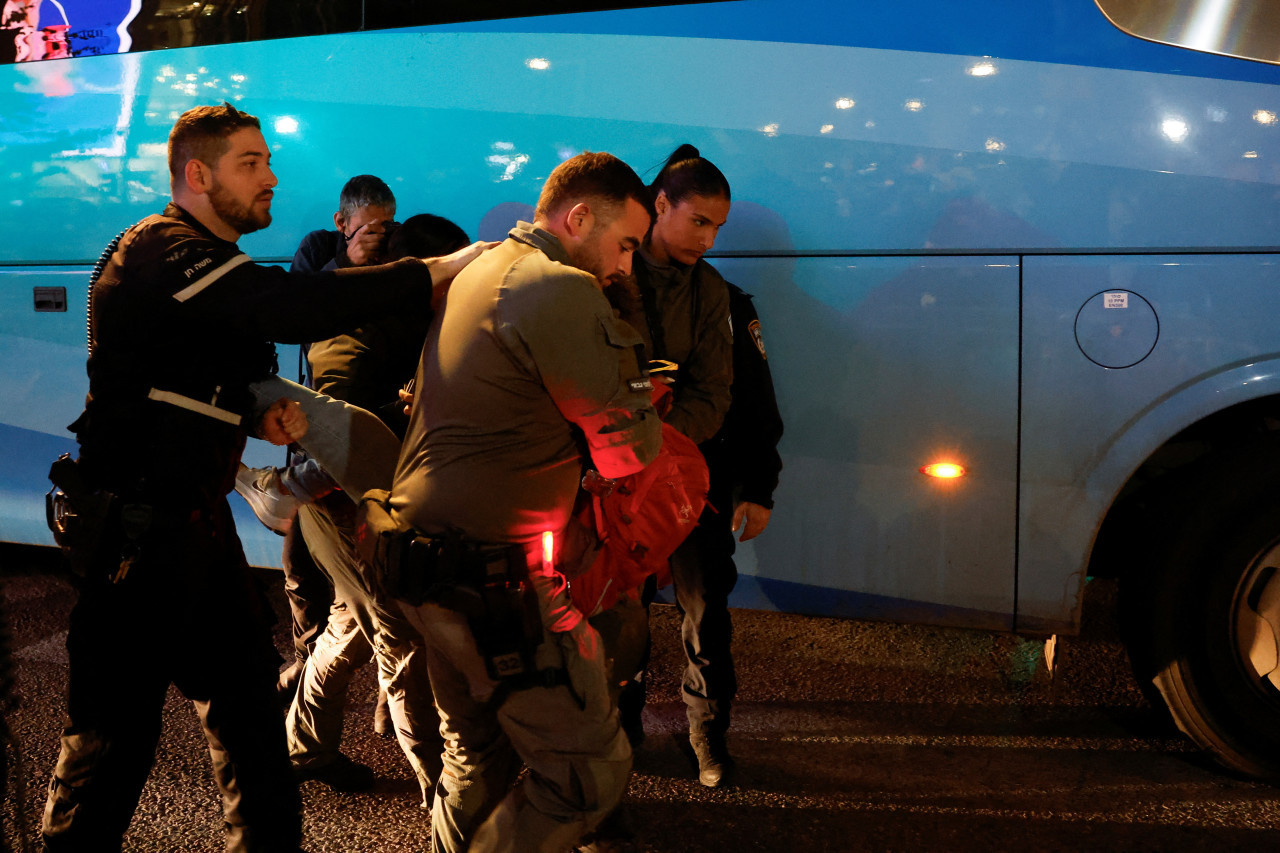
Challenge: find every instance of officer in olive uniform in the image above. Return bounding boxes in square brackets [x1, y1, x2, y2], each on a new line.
[388, 152, 660, 853]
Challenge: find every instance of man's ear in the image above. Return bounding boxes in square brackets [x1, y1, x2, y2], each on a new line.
[563, 202, 594, 241]
[183, 159, 212, 195]
[333, 211, 346, 232]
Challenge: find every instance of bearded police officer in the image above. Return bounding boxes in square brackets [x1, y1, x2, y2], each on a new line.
[41, 102, 482, 853]
[387, 152, 661, 853]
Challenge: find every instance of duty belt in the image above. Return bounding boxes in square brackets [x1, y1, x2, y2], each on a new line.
[387, 533, 545, 683]
[47, 453, 211, 583]
[388, 534, 533, 610]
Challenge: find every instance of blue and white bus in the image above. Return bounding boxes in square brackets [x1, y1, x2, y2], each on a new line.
[5, 0, 1280, 778]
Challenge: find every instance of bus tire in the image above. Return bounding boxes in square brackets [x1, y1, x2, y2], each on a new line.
[1122, 441, 1280, 779]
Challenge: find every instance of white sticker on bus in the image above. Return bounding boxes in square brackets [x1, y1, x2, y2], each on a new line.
[1104, 292, 1129, 309]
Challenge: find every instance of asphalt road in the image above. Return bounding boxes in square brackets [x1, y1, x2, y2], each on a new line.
[4, 546, 1280, 852]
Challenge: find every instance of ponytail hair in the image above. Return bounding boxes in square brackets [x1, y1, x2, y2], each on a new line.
[650, 144, 730, 206]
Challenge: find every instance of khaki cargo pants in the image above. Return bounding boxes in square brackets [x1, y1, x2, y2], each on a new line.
[398, 564, 630, 853]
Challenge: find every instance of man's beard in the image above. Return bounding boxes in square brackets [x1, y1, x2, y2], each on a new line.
[209, 181, 271, 235]
[567, 224, 614, 287]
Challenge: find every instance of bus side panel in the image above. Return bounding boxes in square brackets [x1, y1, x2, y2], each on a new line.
[3, 2, 1277, 619]
[1019, 254, 1280, 632]
[0, 264, 294, 566]
[0, 268, 88, 545]
[711, 255, 1019, 628]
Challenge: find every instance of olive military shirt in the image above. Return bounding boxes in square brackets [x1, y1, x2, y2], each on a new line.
[389, 222, 661, 545]
[616, 249, 733, 446]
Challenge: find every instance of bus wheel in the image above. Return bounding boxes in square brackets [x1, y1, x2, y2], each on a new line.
[1124, 447, 1280, 779]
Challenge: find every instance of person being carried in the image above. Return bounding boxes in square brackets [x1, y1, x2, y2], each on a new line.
[237, 174, 399, 723]
[283, 213, 472, 800]
[294, 172, 399, 271]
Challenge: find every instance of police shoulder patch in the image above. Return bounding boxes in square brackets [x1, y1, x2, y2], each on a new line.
[748, 319, 767, 360]
[628, 377, 654, 393]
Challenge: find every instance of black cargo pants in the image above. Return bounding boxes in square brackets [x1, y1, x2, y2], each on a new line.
[41, 499, 302, 853]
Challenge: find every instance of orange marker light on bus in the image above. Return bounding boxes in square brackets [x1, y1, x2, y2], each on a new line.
[920, 462, 966, 479]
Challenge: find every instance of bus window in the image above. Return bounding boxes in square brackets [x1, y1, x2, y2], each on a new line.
[0, 0, 728, 65]
[1096, 0, 1280, 65]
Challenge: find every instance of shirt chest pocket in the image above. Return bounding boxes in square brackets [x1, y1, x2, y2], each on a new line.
[598, 314, 652, 401]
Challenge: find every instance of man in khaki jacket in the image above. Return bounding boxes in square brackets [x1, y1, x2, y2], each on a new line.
[390, 152, 661, 853]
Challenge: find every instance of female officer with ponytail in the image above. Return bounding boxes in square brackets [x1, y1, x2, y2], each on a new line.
[607, 144, 740, 787]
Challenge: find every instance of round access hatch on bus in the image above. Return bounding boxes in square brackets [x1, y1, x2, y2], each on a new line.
[1074, 289, 1159, 369]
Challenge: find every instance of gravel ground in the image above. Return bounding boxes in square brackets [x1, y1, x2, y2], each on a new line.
[4, 551, 1280, 851]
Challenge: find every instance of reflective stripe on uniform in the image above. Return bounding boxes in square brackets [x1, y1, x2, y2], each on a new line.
[172, 253, 251, 302]
[146, 388, 242, 426]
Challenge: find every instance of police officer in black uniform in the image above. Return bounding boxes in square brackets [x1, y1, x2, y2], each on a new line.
[708, 282, 784, 550]
[41, 102, 482, 853]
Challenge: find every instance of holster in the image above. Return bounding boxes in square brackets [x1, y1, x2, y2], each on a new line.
[461, 543, 543, 682]
[401, 536, 543, 682]
[46, 453, 114, 578]
[356, 491, 544, 683]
